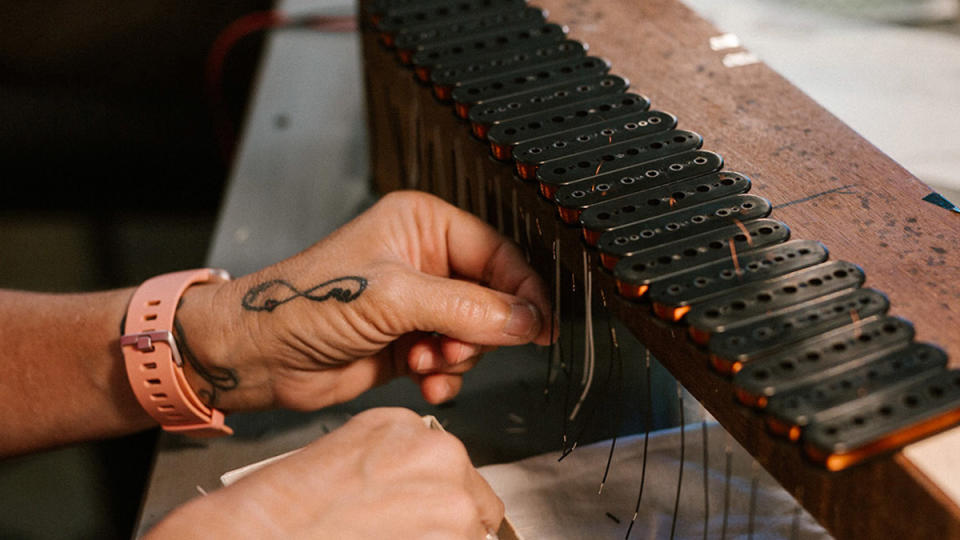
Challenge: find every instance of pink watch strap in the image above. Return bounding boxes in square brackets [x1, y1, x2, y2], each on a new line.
[121, 269, 234, 437]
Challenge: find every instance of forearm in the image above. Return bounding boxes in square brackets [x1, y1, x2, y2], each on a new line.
[0, 288, 155, 456]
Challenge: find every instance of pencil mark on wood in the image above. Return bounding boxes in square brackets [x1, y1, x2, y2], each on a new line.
[775, 184, 857, 209]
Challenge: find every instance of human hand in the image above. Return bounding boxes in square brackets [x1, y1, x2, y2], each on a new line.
[175, 191, 550, 412]
[147, 408, 504, 539]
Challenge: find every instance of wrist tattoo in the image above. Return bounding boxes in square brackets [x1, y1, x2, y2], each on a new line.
[241, 276, 367, 312]
[172, 315, 238, 407]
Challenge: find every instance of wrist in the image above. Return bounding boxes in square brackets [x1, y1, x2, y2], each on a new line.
[175, 280, 274, 413]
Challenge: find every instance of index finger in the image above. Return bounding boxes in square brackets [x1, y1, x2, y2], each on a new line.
[442, 204, 552, 345]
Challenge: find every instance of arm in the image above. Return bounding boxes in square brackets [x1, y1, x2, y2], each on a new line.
[0, 287, 153, 456]
[0, 191, 550, 456]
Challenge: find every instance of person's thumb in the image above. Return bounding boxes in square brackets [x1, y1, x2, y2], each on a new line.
[395, 272, 543, 346]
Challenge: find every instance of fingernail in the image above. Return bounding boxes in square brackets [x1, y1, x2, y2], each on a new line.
[449, 342, 479, 365]
[504, 302, 539, 338]
[415, 351, 429, 372]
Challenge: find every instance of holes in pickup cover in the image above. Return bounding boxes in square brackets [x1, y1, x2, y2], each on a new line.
[621, 177, 636, 185]
[753, 326, 773, 340]
[693, 156, 708, 165]
[553, 141, 567, 148]
[645, 170, 660, 178]
[577, 134, 591, 142]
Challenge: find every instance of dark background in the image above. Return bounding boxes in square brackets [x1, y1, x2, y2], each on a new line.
[0, 2, 271, 538]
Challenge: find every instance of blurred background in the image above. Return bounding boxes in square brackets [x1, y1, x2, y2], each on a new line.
[0, 0, 957, 538]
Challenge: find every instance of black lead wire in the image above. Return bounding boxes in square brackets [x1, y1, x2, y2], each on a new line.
[791, 504, 802, 540]
[721, 445, 732, 540]
[559, 270, 577, 456]
[599, 296, 622, 494]
[702, 419, 710, 540]
[625, 349, 652, 540]
[544, 240, 558, 402]
[670, 387, 685, 540]
[748, 469, 759, 540]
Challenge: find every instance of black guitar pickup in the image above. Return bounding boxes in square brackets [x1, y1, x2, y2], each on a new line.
[431, 40, 587, 101]
[580, 171, 751, 244]
[411, 23, 566, 82]
[804, 366, 960, 471]
[732, 316, 915, 408]
[613, 218, 790, 298]
[535, 130, 702, 195]
[394, 6, 544, 62]
[511, 111, 676, 177]
[549, 150, 723, 208]
[765, 342, 947, 442]
[707, 288, 890, 375]
[451, 56, 611, 119]
[468, 75, 628, 140]
[486, 92, 649, 160]
[377, 0, 530, 43]
[596, 194, 771, 266]
[685, 260, 866, 344]
[376, 0, 528, 42]
[648, 239, 828, 323]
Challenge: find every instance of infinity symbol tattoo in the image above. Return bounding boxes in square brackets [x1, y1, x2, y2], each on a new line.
[241, 276, 368, 312]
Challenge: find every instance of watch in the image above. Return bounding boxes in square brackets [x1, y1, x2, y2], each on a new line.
[120, 268, 234, 437]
